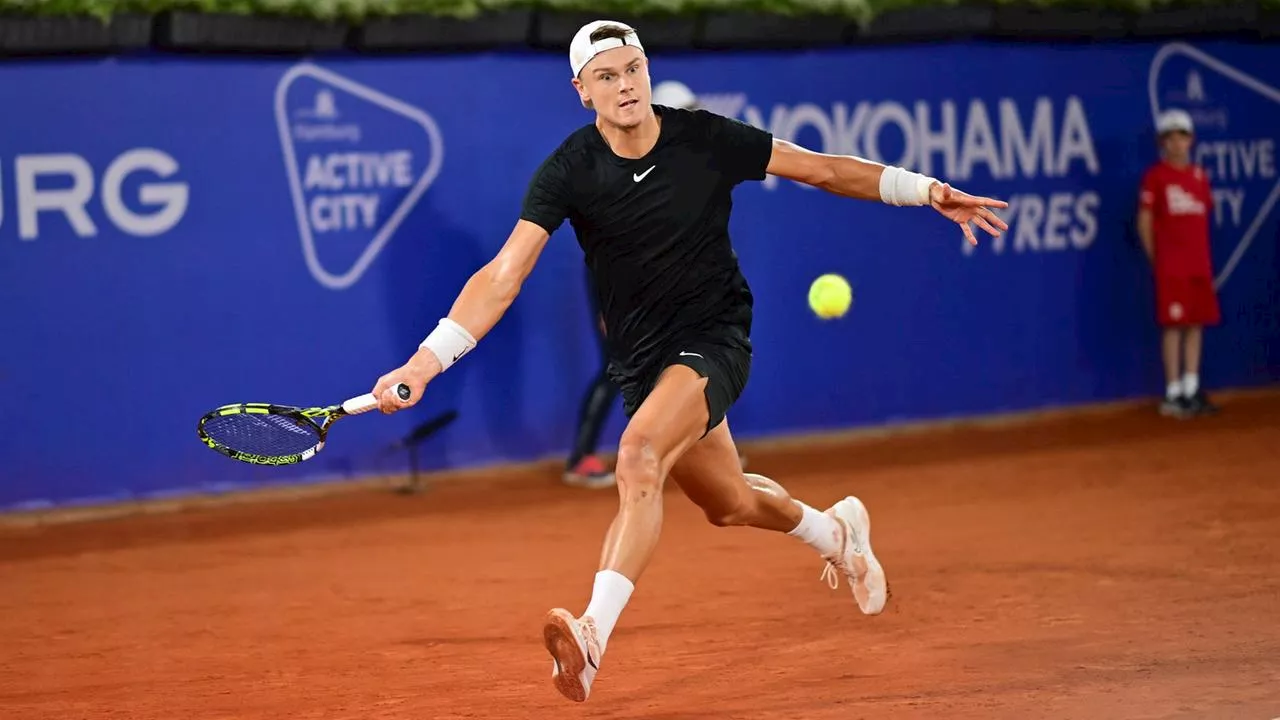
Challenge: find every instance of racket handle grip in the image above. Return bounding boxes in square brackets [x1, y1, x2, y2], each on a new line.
[344, 383, 411, 415]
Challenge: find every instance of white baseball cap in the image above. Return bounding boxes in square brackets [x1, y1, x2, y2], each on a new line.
[569, 20, 645, 79]
[652, 80, 698, 109]
[1156, 108, 1194, 135]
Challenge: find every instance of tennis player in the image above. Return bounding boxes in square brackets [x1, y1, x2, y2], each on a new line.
[371, 20, 1008, 703]
[563, 78, 706, 490]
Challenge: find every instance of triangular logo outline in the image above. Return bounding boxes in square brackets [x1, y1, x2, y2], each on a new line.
[1148, 42, 1280, 291]
[274, 63, 444, 291]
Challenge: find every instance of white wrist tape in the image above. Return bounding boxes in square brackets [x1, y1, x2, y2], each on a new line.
[419, 318, 477, 371]
[879, 165, 937, 206]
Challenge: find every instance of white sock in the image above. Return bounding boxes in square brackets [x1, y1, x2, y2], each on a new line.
[583, 570, 634, 652]
[1182, 373, 1199, 396]
[787, 502, 843, 557]
[1166, 379, 1182, 399]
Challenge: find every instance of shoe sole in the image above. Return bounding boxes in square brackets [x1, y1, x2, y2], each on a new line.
[843, 497, 889, 615]
[543, 609, 589, 703]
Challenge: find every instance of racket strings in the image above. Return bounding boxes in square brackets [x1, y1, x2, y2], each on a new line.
[202, 412, 322, 458]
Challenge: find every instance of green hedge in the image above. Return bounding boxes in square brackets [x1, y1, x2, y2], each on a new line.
[2, 0, 1270, 24]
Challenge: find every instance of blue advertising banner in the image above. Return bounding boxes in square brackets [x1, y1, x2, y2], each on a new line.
[2, 40, 1277, 510]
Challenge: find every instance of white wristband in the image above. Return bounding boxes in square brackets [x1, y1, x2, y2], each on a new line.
[419, 318, 477, 372]
[879, 165, 937, 206]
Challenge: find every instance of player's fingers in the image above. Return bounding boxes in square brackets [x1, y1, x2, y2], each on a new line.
[962, 193, 1008, 207]
[381, 390, 400, 414]
[980, 207, 1010, 231]
[973, 215, 1001, 237]
[962, 221, 977, 246]
[377, 382, 403, 414]
[961, 194, 1009, 209]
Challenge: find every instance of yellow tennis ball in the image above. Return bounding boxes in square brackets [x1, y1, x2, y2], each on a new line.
[808, 273, 853, 319]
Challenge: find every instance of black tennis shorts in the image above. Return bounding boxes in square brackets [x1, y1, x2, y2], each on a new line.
[616, 325, 753, 436]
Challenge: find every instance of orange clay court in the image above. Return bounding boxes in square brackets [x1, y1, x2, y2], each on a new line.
[1, 390, 1278, 720]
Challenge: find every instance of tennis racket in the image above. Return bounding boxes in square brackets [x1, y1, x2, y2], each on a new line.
[197, 383, 411, 465]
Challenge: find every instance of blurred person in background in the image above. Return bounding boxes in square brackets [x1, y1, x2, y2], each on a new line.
[1137, 108, 1221, 418]
[562, 79, 704, 489]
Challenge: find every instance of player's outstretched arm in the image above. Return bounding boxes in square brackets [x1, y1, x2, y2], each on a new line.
[765, 138, 1009, 246]
[371, 219, 551, 413]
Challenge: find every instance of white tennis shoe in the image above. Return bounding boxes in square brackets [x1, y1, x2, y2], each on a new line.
[820, 496, 889, 614]
[543, 608, 602, 702]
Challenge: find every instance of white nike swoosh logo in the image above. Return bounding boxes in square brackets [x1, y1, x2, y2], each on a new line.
[633, 166, 655, 182]
[679, 351, 703, 359]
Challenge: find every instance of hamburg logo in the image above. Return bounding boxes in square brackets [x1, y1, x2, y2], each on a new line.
[1148, 43, 1280, 291]
[275, 64, 443, 290]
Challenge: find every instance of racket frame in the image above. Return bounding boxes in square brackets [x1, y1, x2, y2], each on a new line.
[197, 383, 410, 466]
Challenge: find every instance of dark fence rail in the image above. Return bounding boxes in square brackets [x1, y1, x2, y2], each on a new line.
[1, 0, 1277, 55]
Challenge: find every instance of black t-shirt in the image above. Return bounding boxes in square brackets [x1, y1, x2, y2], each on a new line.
[520, 106, 774, 386]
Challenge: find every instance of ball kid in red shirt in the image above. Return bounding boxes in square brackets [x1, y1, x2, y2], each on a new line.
[1137, 108, 1221, 417]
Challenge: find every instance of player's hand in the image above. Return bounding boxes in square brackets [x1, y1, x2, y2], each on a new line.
[929, 182, 1010, 246]
[372, 348, 443, 414]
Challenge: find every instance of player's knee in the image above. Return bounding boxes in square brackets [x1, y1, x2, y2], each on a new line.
[615, 434, 663, 496]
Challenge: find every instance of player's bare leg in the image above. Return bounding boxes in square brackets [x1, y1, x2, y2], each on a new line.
[669, 422, 800, 531]
[669, 419, 888, 614]
[543, 364, 714, 703]
[599, 365, 711, 578]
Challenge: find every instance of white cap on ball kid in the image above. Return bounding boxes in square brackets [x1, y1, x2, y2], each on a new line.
[569, 20, 645, 78]
[1156, 108, 1194, 135]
